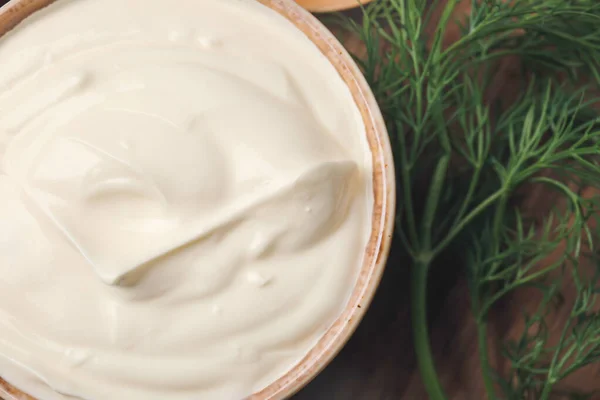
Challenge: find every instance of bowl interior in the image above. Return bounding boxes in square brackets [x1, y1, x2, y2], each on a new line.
[0, 0, 395, 399]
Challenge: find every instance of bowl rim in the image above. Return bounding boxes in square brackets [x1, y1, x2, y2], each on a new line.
[295, 0, 376, 13]
[0, 0, 396, 399]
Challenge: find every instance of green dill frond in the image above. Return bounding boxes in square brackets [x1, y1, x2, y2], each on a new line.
[336, 0, 600, 399]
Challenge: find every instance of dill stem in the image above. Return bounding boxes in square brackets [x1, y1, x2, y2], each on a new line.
[474, 193, 508, 400]
[476, 320, 497, 399]
[398, 137, 419, 245]
[454, 164, 482, 226]
[539, 318, 572, 400]
[433, 188, 504, 255]
[539, 384, 553, 400]
[412, 259, 448, 400]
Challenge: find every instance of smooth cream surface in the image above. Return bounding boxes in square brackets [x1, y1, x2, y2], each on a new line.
[0, 0, 372, 399]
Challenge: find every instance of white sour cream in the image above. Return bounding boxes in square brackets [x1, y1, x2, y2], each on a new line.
[0, 0, 372, 399]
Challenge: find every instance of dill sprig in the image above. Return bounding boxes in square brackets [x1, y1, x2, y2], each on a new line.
[335, 1, 600, 399]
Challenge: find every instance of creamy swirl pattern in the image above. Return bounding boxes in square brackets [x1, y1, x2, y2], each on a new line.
[0, 0, 372, 399]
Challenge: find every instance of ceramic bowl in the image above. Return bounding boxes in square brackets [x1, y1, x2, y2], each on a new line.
[0, 0, 395, 399]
